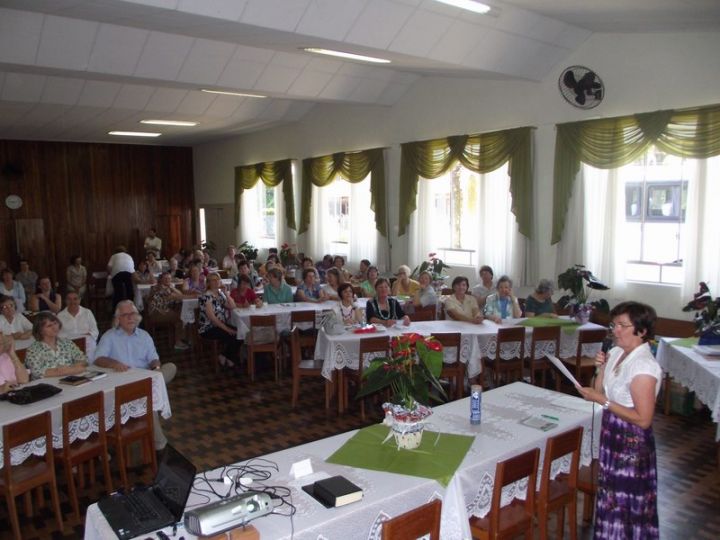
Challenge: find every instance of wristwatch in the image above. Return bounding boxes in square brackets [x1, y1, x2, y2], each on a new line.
[602, 400, 611, 410]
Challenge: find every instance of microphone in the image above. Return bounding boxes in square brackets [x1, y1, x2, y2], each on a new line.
[595, 336, 613, 377]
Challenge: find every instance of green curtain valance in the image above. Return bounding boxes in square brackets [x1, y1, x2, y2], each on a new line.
[398, 126, 534, 238]
[234, 159, 295, 230]
[298, 148, 387, 236]
[552, 103, 720, 244]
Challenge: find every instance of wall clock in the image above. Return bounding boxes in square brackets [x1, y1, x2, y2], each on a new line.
[5, 194, 23, 210]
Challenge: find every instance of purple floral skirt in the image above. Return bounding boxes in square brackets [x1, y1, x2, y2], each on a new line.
[594, 409, 659, 539]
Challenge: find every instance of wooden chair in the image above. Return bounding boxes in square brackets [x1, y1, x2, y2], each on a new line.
[577, 459, 599, 524]
[194, 306, 220, 372]
[525, 326, 561, 388]
[106, 378, 156, 489]
[536, 426, 583, 540]
[344, 336, 389, 419]
[352, 285, 364, 298]
[434, 332, 465, 400]
[382, 499, 442, 539]
[247, 314, 281, 382]
[290, 327, 332, 409]
[0, 412, 64, 540]
[410, 304, 436, 321]
[71, 336, 87, 353]
[558, 329, 608, 390]
[469, 447, 540, 540]
[290, 309, 318, 357]
[56, 391, 113, 519]
[484, 327, 526, 387]
[15, 347, 27, 363]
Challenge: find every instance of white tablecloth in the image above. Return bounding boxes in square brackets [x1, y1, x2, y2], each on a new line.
[0, 369, 171, 468]
[656, 338, 720, 440]
[83, 382, 600, 540]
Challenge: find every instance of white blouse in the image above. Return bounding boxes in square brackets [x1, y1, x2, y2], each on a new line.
[603, 342, 662, 408]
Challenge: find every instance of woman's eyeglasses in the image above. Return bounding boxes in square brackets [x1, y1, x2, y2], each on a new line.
[608, 322, 634, 331]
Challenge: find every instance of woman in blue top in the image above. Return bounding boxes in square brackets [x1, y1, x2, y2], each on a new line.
[483, 275, 522, 323]
[295, 268, 327, 303]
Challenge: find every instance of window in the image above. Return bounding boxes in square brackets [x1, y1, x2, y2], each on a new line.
[241, 182, 278, 249]
[256, 182, 276, 241]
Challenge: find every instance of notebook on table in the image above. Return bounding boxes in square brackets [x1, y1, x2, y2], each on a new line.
[98, 444, 197, 539]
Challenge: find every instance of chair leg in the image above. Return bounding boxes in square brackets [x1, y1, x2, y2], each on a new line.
[292, 374, 300, 408]
[8, 492, 22, 540]
[102, 452, 114, 496]
[664, 373, 672, 415]
[582, 492, 594, 523]
[117, 442, 129, 489]
[66, 460, 80, 520]
[558, 506, 566, 540]
[49, 476, 64, 533]
[569, 499, 578, 540]
[538, 506, 548, 540]
[23, 491, 32, 516]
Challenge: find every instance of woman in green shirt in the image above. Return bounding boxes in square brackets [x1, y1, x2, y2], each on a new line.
[264, 268, 293, 304]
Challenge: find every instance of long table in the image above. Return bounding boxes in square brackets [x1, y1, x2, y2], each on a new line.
[0, 369, 171, 468]
[656, 337, 720, 440]
[83, 382, 600, 540]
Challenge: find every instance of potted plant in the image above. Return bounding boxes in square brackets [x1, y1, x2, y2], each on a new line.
[411, 252, 451, 292]
[357, 333, 447, 449]
[556, 264, 610, 324]
[237, 241, 258, 262]
[279, 242, 298, 267]
[682, 282, 720, 345]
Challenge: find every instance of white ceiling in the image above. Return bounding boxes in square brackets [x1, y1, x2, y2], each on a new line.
[0, 0, 718, 146]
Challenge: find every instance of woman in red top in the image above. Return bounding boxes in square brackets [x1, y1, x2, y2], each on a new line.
[230, 274, 262, 308]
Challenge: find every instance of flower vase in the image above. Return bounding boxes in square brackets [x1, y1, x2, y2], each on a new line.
[698, 327, 720, 346]
[574, 304, 592, 324]
[382, 402, 432, 450]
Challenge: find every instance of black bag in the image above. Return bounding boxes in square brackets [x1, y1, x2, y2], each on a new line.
[2, 383, 62, 405]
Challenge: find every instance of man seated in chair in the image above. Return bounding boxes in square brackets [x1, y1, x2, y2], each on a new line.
[92, 300, 176, 451]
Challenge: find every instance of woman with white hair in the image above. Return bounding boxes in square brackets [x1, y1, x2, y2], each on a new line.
[525, 279, 557, 318]
[484, 275, 523, 323]
[391, 265, 420, 297]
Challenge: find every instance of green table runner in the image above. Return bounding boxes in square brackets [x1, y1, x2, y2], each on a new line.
[670, 336, 699, 349]
[326, 424, 474, 487]
[518, 317, 581, 333]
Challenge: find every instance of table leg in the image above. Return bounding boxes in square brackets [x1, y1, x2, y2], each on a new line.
[336, 370, 345, 415]
[663, 372, 671, 416]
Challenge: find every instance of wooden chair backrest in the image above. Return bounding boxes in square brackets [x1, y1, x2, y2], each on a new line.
[113, 378, 153, 434]
[3, 411, 54, 482]
[489, 447, 540, 532]
[575, 328, 609, 358]
[433, 332, 461, 363]
[539, 426, 583, 499]
[382, 499, 442, 540]
[530, 325, 561, 359]
[410, 305, 436, 321]
[248, 314, 278, 345]
[289, 327, 302, 370]
[71, 336, 86, 353]
[358, 336, 389, 376]
[290, 310, 315, 327]
[62, 391, 106, 448]
[497, 326, 526, 360]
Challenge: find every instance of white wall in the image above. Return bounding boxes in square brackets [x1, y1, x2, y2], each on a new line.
[193, 31, 720, 319]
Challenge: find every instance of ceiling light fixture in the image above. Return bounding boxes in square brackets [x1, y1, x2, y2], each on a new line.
[434, 0, 491, 14]
[200, 89, 266, 98]
[302, 48, 391, 64]
[108, 131, 161, 138]
[140, 119, 198, 126]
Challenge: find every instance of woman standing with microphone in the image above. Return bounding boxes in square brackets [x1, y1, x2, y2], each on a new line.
[578, 301, 661, 539]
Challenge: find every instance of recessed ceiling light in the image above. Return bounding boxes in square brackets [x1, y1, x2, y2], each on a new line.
[434, 0, 491, 14]
[140, 119, 198, 126]
[200, 89, 266, 98]
[302, 48, 391, 64]
[108, 131, 161, 138]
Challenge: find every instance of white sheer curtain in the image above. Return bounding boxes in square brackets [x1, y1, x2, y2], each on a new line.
[409, 164, 526, 282]
[305, 175, 380, 268]
[239, 183, 288, 249]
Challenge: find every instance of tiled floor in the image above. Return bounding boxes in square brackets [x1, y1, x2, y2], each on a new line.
[1, 330, 718, 539]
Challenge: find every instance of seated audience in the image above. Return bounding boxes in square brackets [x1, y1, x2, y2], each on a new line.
[203, 249, 218, 270]
[258, 254, 283, 278]
[392, 265, 420, 297]
[16, 259, 38, 298]
[366, 278, 410, 327]
[413, 271, 438, 308]
[144, 227, 162, 257]
[321, 268, 343, 301]
[472, 265, 495, 307]
[230, 274, 262, 308]
[295, 256, 315, 282]
[183, 264, 206, 295]
[92, 300, 176, 450]
[295, 268, 327, 303]
[333, 255, 352, 282]
[133, 260, 156, 286]
[232, 260, 260, 289]
[58, 291, 99, 357]
[336, 283, 363, 325]
[198, 273, 238, 368]
[353, 259, 371, 283]
[360, 266, 380, 298]
[484, 275, 523, 323]
[168, 257, 184, 281]
[1, 269, 27, 312]
[147, 272, 189, 350]
[525, 279, 557, 318]
[445, 276, 483, 324]
[25, 311, 87, 380]
[223, 245, 238, 277]
[146, 251, 163, 275]
[264, 267, 293, 304]
[107, 245, 135, 310]
[66, 255, 87, 299]
[29, 276, 62, 313]
[0, 295, 32, 339]
[316, 254, 333, 282]
[0, 334, 29, 392]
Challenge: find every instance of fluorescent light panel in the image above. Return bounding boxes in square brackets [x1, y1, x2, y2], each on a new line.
[302, 48, 391, 64]
[200, 89, 266, 98]
[140, 119, 198, 126]
[108, 131, 161, 138]
[434, 0, 491, 14]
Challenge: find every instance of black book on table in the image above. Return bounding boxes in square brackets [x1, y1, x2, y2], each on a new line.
[303, 475, 363, 508]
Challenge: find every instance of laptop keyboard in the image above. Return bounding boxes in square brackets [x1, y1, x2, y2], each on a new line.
[124, 492, 164, 522]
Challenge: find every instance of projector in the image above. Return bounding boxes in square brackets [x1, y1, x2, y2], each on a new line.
[184, 491, 273, 536]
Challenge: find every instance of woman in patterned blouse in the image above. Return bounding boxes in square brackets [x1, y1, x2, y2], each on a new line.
[198, 272, 238, 368]
[148, 272, 189, 350]
[25, 311, 87, 380]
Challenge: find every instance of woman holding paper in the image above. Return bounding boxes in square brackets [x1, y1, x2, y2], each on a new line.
[577, 301, 661, 539]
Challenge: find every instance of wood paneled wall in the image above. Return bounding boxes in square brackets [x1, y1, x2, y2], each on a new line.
[0, 140, 195, 285]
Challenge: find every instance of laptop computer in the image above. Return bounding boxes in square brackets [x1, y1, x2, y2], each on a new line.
[98, 444, 197, 540]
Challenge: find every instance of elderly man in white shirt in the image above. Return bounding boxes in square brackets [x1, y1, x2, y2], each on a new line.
[58, 291, 99, 358]
[107, 245, 135, 310]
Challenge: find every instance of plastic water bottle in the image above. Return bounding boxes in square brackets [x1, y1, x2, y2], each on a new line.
[470, 384, 482, 425]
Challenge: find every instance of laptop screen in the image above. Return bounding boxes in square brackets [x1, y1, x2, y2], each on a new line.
[152, 445, 197, 522]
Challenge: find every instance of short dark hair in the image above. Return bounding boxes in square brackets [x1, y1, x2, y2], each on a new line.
[302, 257, 314, 265]
[32, 311, 62, 341]
[333, 255, 345, 265]
[374, 277, 390, 290]
[326, 267, 343, 284]
[497, 275, 513, 288]
[237, 274, 251, 286]
[479, 265, 494, 277]
[302, 268, 316, 280]
[610, 301, 656, 342]
[360, 259, 371, 267]
[268, 267, 283, 280]
[452, 276, 469, 289]
[367, 265, 379, 276]
[237, 259, 249, 269]
[69, 254, 81, 265]
[337, 282, 353, 297]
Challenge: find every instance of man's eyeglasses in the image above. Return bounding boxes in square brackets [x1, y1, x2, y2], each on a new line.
[609, 322, 634, 331]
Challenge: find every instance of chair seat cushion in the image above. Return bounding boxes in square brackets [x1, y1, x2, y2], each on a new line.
[299, 359, 324, 370]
